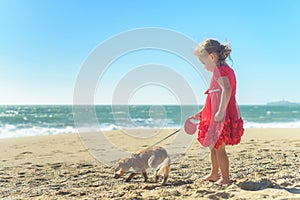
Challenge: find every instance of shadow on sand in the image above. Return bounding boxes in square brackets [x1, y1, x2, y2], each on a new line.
[237, 180, 300, 194]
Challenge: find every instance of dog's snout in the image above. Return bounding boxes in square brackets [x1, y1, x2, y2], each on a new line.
[114, 169, 124, 179]
[114, 173, 122, 179]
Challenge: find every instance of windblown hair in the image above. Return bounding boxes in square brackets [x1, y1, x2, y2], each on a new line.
[194, 39, 232, 66]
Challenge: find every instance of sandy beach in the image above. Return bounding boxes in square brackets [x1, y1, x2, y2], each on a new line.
[1, 128, 299, 199]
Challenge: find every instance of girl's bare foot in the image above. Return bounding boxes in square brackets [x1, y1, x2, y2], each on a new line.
[203, 174, 220, 182]
[216, 178, 231, 185]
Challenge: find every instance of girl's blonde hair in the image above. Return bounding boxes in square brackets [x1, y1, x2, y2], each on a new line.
[194, 39, 232, 66]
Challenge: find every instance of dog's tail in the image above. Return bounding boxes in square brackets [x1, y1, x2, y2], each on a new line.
[157, 156, 171, 185]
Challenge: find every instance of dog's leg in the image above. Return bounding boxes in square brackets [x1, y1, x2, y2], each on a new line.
[142, 172, 148, 182]
[161, 163, 170, 186]
[155, 169, 160, 182]
[125, 173, 137, 182]
[161, 175, 168, 186]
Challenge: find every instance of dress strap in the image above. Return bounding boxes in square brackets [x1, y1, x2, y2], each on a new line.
[204, 89, 221, 94]
[208, 89, 220, 93]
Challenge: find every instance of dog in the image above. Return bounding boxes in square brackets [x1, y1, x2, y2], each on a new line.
[114, 146, 171, 185]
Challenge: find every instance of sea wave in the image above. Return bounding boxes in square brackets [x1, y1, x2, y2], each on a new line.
[244, 121, 300, 128]
[0, 125, 77, 139]
[0, 124, 179, 139]
[1, 121, 300, 139]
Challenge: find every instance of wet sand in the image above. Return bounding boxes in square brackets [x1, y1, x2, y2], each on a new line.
[0, 128, 299, 199]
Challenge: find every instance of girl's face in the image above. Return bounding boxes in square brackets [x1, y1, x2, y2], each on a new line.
[198, 53, 217, 72]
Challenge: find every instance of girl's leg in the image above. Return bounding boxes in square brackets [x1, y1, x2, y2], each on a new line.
[203, 148, 220, 181]
[215, 142, 230, 184]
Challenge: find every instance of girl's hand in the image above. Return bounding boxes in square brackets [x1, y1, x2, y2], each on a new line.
[193, 112, 201, 120]
[214, 110, 225, 122]
[191, 110, 202, 120]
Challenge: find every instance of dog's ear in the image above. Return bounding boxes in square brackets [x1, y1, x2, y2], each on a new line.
[130, 153, 138, 158]
[114, 166, 120, 172]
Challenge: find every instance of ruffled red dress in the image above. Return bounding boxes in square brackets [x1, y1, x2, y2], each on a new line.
[198, 65, 244, 149]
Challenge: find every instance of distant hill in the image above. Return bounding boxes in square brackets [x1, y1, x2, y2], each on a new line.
[267, 100, 300, 105]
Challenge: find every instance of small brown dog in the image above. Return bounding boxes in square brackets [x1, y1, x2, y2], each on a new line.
[114, 146, 170, 185]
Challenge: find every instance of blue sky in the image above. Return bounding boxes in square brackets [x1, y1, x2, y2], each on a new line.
[0, 0, 299, 105]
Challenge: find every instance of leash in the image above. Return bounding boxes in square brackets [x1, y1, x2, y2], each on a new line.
[147, 128, 181, 149]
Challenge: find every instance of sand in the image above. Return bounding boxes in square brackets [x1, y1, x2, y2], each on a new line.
[0, 128, 299, 199]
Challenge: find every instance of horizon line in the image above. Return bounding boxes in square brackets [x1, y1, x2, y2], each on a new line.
[0, 103, 298, 106]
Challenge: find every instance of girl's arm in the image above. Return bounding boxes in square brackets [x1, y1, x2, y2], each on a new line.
[192, 111, 201, 120]
[215, 77, 232, 121]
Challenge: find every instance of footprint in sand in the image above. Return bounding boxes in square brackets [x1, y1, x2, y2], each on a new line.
[237, 180, 273, 191]
[14, 152, 33, 160]
[56, 190, 71, 195]
[207, 192, 231, 199]
[52, 150, 63, 154]
[19, 151, 33, 155]
[48, 163, 63, 169]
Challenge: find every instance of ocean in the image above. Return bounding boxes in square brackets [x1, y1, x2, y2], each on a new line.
[0, 105, 300, 139]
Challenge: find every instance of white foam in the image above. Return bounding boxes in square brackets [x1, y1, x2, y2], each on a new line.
[244, 121, 300, 128]
[0, 125, 77, 139]
[100, 124, 119, 131]
[1, 120, 300, 139]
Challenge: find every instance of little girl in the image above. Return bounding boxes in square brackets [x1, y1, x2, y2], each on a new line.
[193, 39, 244, 185]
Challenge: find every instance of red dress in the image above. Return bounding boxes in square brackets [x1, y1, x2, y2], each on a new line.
[198, 65, 244, 149]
